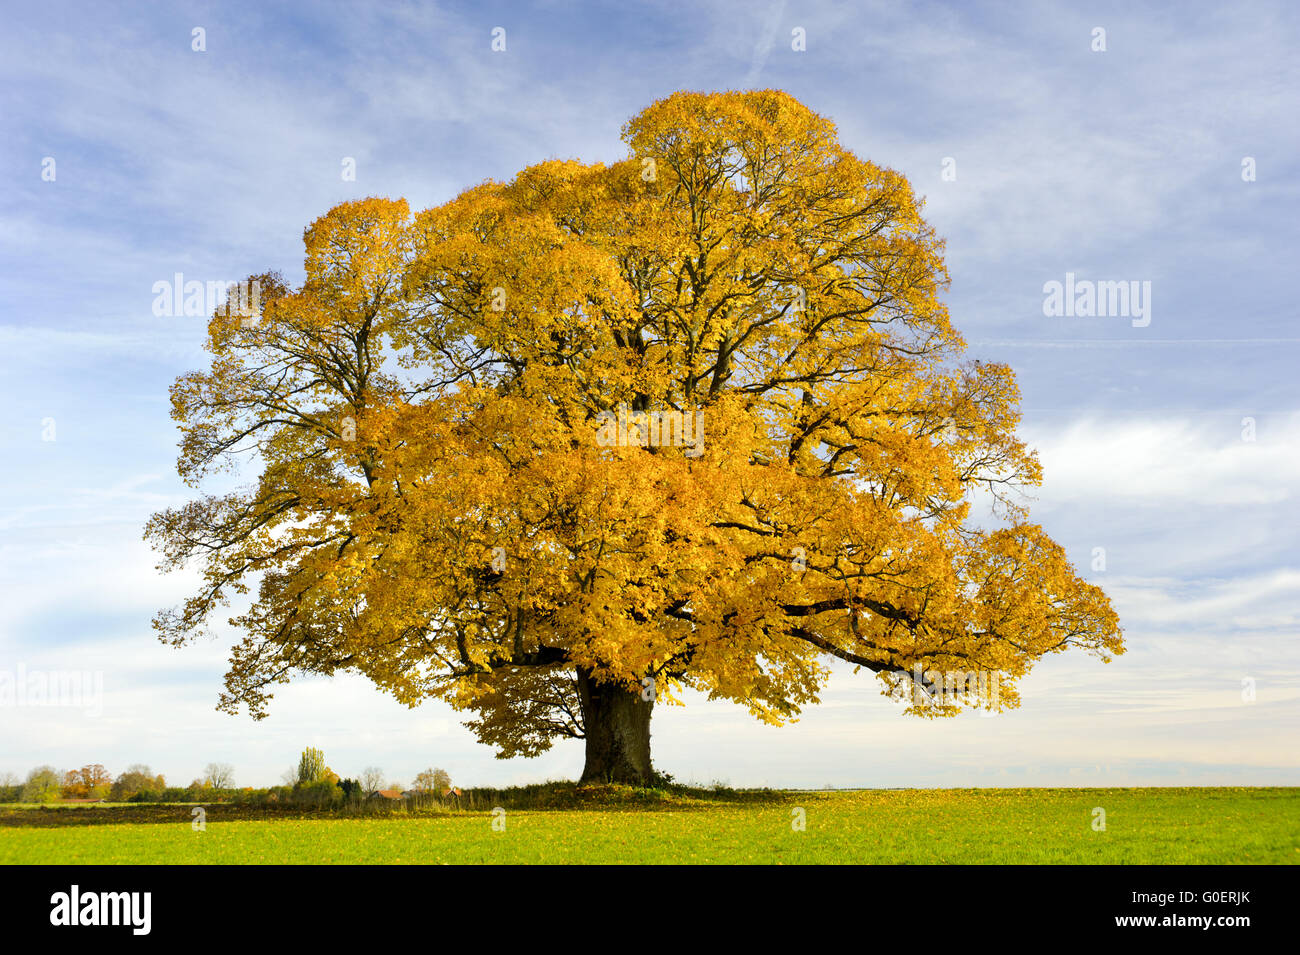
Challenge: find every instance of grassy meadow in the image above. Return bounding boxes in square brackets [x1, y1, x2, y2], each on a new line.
[2, 786, 1295, 865]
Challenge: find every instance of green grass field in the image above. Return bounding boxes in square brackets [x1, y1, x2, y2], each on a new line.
[2, 787, 1296, 864]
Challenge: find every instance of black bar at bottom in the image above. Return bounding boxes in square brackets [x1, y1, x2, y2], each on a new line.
[3, 864, 1286, 942]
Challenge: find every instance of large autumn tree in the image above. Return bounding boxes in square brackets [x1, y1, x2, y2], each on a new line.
[147, 90, 1122, 784]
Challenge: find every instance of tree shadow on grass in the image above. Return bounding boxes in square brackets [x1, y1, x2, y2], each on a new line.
[448, 782, 818, 813]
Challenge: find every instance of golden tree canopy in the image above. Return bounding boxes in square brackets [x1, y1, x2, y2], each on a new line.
[147, 90, 1122, 773]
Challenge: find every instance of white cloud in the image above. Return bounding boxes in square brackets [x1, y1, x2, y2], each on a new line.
[1030, 414, 1300, 505]
[1105, 570, 1300, 631]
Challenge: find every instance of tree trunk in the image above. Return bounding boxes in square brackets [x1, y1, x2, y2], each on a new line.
[576, 667, 654, 785]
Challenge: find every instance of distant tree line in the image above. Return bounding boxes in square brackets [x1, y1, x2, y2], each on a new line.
[0, 752, 454, 807]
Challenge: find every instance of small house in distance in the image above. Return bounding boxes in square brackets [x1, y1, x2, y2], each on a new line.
[370, 789, 404, 801]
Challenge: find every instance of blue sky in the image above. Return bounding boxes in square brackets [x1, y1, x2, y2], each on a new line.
[2, 0, 1297, 789]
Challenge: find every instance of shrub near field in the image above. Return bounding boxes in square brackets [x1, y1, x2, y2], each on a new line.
[1, 787, 1296, 865]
